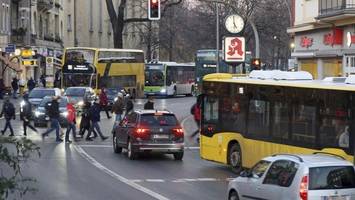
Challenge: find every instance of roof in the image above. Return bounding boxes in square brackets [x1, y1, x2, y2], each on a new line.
[135, 110, 173, 115]
[265, 154, 352, 166]
[64, 47, 144, 53]
[146, 62, 195, 67]
[203, 73, 355, 92]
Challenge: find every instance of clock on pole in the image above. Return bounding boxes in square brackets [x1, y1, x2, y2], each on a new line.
[225, 14, 244, 34]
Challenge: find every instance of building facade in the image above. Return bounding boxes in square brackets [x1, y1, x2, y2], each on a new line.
[0, 0, 11, 87]
[288, 0, 355, 79]
[63, 0, 156, 58]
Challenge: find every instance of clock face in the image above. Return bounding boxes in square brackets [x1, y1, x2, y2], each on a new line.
[225, 15, 244, 34]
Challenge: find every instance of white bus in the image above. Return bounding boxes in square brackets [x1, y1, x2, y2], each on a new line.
[144, 62, 195, 97]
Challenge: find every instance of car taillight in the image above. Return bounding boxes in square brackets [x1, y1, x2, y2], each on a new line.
[134, 128, 150, 140]
[300, 175, 308, 200]
[172, 127, 184, 138]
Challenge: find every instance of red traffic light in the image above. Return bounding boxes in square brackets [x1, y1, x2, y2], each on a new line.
[148, 0, 160, 20]
[251, 58, 261, 70]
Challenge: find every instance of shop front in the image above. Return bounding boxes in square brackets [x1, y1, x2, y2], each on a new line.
[292, 25, 355, 79]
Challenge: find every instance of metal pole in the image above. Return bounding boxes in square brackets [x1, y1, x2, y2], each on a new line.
[216, 2, 220, 73]
[249, 19, 260, 59]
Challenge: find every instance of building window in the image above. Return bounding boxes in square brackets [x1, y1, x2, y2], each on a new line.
[67, 14, 72, 31]
[89, 0, 93, 32]
[98, 0, 102, 33]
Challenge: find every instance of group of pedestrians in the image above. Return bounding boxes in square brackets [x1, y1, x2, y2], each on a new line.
[9, 76, 40, 99]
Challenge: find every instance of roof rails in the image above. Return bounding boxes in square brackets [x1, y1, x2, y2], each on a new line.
[312, 152, 345, 160]
[272, 154, 304, 162]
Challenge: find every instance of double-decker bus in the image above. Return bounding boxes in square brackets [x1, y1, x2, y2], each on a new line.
[144, 62, 195, 97]
[200, 71, 354, 172]
[195, 50, 252, 95]
[61, 47, 145, 97]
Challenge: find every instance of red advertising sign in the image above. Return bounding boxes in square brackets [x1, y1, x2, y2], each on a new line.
[300, 36, 313, 48]
[324, 28, 343, 46]
[224, 37, 245, 62]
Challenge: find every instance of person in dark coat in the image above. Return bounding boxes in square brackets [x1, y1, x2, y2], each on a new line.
[27, 77, 36, 91]
[40, 74, 46, 88]
[20, 94, 37, 136]
[86, 99, 108, 141]
[41, 96, 62, 142]
[0, 78, 4, 99]
[79, 101, 97, 138]
[11, 77, 19, 99]
[144, 96, 154, 110]
[0, 96, 16, 136]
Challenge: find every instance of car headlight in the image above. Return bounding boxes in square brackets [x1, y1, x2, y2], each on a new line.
[160, 88, 166, 93]
[20, 101, 26, 108]
[77, 101, 84, 106]
[62, 111, 69, 117]
[34, 111, 44, 117]
[114, 97, 118, 102]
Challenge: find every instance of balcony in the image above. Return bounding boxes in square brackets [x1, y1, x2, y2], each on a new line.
[37, 0, 54, 11]
[318, 0, 355, 21]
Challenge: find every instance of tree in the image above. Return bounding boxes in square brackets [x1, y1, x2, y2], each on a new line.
[0, 137, 40, 199]
[105, 0, 183, 48]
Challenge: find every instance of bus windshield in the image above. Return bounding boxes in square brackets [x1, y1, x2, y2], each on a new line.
[63, 74, 96, 88]
[65, 49, 95, 65]
[145, 64, 165, 86]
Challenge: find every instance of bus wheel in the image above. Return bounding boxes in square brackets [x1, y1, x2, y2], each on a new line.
[228, 143, 242, 173]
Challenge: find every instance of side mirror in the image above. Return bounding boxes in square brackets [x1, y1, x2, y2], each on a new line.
[239, 170, 252, 178]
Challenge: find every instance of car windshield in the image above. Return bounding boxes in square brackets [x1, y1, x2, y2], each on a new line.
[309, 166, 355, 190]
[39, 98, 68, 107]
[65, 88, 85, 97]
[140, 114, 178, 126]
[29, 90, 55, 98]
[106, 88, 120, 96]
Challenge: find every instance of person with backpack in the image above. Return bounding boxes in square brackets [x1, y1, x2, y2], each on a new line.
[79, 101, 97, 138]
[86, 98, 108, 141]
[20, 94, 38, 136]
[111, 92, 124, 133]
[42, 96, 62, 142]
[0, 96, 16, 136]
[65, 100, 78, 143]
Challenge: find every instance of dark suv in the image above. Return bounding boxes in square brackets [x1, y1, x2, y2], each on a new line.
[113, 110, 184, 160]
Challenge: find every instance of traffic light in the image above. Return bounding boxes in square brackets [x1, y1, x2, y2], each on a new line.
[251, 58, 261, 70]
[148, 0, 160, 20]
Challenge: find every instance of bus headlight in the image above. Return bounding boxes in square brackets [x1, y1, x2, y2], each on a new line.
[160, 88, 166, 93]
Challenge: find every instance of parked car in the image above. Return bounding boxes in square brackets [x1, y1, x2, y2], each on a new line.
[228, 153, 355, 200]
[33, 96, 69, 127]
[26, 88, 61, 108]
[64, 87, 96, 112]
[113, 110, 184, 160]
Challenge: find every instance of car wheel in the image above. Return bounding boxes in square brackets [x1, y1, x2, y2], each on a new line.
[173, 152, 184, 161]
[228, 143, 242, 173]
[113, 134, 122, 154]
[228, 190, 239, 200]
[127, 139, 137, 160]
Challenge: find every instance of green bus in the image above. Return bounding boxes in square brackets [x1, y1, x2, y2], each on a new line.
[144, 62, 195, 97]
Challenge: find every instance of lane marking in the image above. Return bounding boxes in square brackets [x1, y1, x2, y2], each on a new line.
[74, 145, 170, 200]
[146, 179, 165, 183]
[78, 144, 200, 150]
[127, 178, 236, 183]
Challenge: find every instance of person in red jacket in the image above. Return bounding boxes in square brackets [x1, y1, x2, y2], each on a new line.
[65, 101, 78, 143]
[99, 87, 111, 119]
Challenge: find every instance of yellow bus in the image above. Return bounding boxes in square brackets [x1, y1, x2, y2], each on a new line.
[61, 47, 145, 97]
[200, 71, 354, 172]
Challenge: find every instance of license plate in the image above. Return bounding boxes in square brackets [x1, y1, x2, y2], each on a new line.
[152, 134, 169, 139]
[322, 196, 350, 200]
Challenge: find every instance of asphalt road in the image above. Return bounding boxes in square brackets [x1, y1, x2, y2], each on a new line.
[1, 96, 237, 200]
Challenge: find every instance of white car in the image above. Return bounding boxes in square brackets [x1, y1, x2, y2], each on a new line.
[228, 153, 355, 200]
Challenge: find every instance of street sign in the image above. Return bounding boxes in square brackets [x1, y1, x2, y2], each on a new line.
[5, 44, 16, 53]
[224, 37, 246, 63]
[46, 57, 54, 76]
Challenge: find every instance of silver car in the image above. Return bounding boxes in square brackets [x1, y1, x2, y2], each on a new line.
[228, 153, 355, 200]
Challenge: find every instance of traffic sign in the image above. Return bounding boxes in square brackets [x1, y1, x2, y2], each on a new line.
[223, 37, 246, 63]
[5, 44, 16, 53]
[22, 59, 37, 66]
